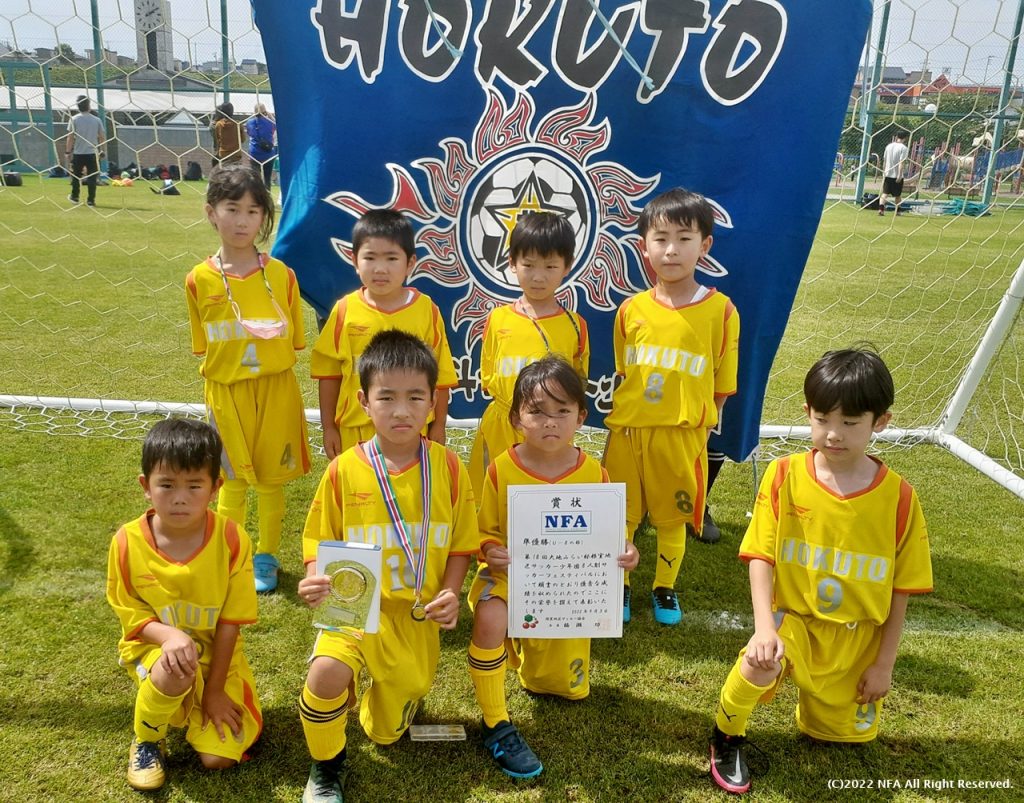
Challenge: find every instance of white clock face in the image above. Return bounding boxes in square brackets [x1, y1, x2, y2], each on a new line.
[136, 0, 164, 34]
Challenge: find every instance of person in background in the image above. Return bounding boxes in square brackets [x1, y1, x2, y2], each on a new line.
[246, 103, 277, 189]
[65, 94, 105, 207]
[213, 102, 245, 167]
[877, 131, 909, 216]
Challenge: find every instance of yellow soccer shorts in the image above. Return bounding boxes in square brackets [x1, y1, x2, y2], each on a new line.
[468, 402, 521, 498]
[602, 426, 707, 531]
[130, 647, 263, 761]
[741, 612, 885, 742]
[206, 371, 311, 486]
[468, 564, 591, 700]
[339, 424, 376, 455]
[310, 603, 441, 745]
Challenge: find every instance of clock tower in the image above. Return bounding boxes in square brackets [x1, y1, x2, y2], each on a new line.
[134, 0, 173, 72]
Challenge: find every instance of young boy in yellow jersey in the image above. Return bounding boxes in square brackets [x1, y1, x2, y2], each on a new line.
[297, 330, 478, 803]
[468, 357, 638, 779]
[603, 188, 740, 625]
[106, 419, 262, 792]
[468, 211, 589, 497]
[709, 349, 933, 795]
[312, 209, 458, 458]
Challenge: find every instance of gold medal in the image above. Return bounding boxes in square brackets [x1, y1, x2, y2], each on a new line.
[411, 599, 427, 622]
[329, 565, 368, 604]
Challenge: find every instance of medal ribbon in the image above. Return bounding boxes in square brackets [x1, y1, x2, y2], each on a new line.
[366, 435, 432, 606]
[516, 297, 584, 360]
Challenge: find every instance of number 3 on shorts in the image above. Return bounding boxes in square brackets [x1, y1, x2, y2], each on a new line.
[568, 658, 585, 689]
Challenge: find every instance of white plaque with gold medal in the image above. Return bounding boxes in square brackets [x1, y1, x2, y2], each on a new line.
[315, 540, 382, 633]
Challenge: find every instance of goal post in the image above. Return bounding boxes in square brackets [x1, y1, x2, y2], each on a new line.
[1, 0, 1023, 502]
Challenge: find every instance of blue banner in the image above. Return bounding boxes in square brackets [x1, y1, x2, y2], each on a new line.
[254, 0, 871, 461]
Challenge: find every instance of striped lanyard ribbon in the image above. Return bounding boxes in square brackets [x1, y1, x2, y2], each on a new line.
[516, 297, 584, 359]
[366, 435, 432, 618]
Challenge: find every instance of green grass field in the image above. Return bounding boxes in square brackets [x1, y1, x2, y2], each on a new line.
[1, 177, 1023, 801]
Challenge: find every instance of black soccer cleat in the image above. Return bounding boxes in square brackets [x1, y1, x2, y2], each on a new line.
[710, 726, 751, 794]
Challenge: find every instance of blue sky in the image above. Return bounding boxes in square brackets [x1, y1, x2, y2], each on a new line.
[1, 0, 1020, 84]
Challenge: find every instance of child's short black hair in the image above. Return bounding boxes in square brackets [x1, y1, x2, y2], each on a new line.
[638, 187, 715, 240]
[894, 130, 908, 141]
[510, 355, 587, 424]
[804, 348, 894, 420]
[509, 211, 575, 267]
[352, 209, 416, 260]
[142, 418, 222, 481]
[358, 329, 438, 393]
[206, 164, 275, 243]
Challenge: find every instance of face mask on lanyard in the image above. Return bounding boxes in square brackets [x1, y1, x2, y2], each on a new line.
[214, 252, 288, 340]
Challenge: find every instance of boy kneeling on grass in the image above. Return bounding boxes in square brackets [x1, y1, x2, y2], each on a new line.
[710, 348, 933, 795]
[106, 418, 262, 792]
[297, 330, 478, 803]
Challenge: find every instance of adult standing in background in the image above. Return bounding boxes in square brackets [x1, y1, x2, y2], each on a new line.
[65, 95, 105, 207]
[245, 103, 277, 188]
[212, 102, 245, 166]
[878, 131, 909, 216]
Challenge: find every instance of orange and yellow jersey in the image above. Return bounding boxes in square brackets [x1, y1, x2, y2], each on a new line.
[604, 287, 739, 430]
[480, 303, 589, 410]
[740, 451, 933, 626]
[311, 288, 458, 429]
[185, 256, 305, 384]
[106, 510, 257, 669]
[302, 441, 478, 605]
[479, 446, 609, 554]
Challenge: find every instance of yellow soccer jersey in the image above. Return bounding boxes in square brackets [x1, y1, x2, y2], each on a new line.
[740, 451, 933, 626]
[311, 289, 458, 429]
[302, 441, 478, 606]
[479, 446, 609, 554]
[185, 256, 305, 385]
[480, 303, 589, 409]
[106, 510, 257, 669]
[604, 288, 739, 430]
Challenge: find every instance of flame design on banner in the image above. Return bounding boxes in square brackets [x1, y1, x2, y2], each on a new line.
[255, 0, 873, 459]
[324, 90, 732, 355]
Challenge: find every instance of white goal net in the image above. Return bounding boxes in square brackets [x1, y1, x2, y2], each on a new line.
[1, 0, 1022, 499]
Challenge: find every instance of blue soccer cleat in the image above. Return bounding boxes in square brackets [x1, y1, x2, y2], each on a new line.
[652, 586, 682, 626]
[481, 720, 542, 779]
[253, 553, 280, 593]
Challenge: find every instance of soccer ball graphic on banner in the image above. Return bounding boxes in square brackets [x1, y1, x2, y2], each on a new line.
[465, 153, 591, 290]
[325, 90, 732, 355]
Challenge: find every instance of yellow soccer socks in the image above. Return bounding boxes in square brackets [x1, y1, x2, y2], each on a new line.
[134, 679, 187, 743]
[468, 642, 509, 727]
[716, 662, 773, 737]
[653, 523, 687, 589]
[299, 684, 349, 761]
[217, 479, 249, 528]
[253, 483, 285, 556]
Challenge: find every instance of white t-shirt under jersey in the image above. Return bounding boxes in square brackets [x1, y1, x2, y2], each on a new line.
[883, 141, 909, 179]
